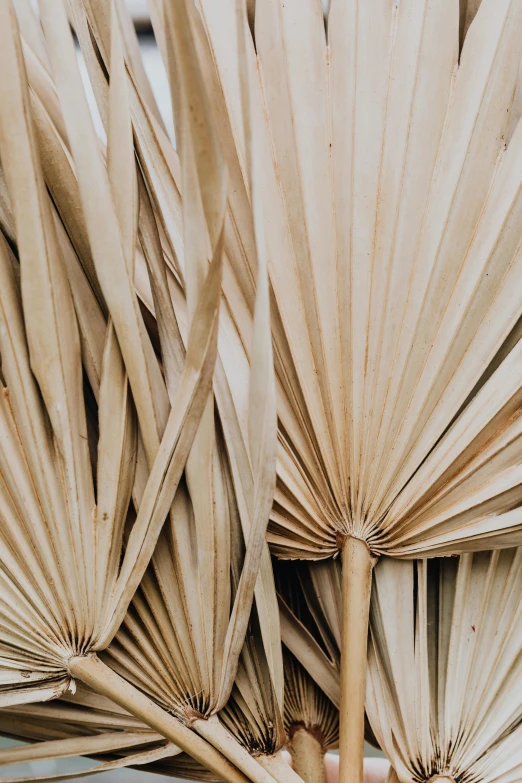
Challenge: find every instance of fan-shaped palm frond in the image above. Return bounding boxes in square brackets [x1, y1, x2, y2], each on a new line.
[0, 686, 218, 782]
[34, 0, 277, 780]
[101, 507, 283, 783]
[368, 551, 522, 783]
[0, 0, 268, 777]
[195, 1, 522, 779]
[1, 0, 521, 780]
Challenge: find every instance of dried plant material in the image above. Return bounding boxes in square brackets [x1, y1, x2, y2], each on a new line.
[460, 0, 483, 48]
[0, 0, 259, 777]
[276, 559, 338, 783]
[288, 730, 326, 783]
[278, 556, 386, 757]
[284, 652, 336, 783]
[0, 0, 277, 773]
[102, 473, 280, 783]
[277, 561, 339, 718]
[216, 593, 290, 783]
[0, 0, 520, 778]
[278, 552, 394, 781]
[29, 0, 277, 779]
[258, 0, 522, 559]
[368, 552, 522, 783]
[0, 686, 218, 781]
[193, 12, 291, 780]
[195, 1, 522, 779]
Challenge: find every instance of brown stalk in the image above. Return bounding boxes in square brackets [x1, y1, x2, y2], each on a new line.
[257, 751, 306, 783]
[68, 655, 250, 783]
[339, 537, 374, 783]
[193, 716, 279, 783]
[290, 730, 326, 783]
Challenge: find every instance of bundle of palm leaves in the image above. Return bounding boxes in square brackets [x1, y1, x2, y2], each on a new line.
[0, 0, 522, 782]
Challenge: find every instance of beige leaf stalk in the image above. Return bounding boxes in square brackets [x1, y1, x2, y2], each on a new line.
[0, 684, 216, 781]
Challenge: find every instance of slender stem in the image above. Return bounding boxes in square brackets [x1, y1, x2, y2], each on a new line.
[339, 536, 374, 783]
[289, 730, 326, 783]
[68, 655, 250, 783]
[0, 730, 158, 766]
[193, 715, 279, 783]
[257, 749, 305, 783]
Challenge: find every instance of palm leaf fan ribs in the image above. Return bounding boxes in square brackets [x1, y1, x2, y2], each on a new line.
[194, 1, 522, 781]
[0, 685, 218, 781]
[368, 552, 522, 783]
[0, 0, 520, 781]
[0, 0, 259, 779]
[98, 2, 280, 775]
[0, 0, 278, 777]
[275, 559, 340, 783]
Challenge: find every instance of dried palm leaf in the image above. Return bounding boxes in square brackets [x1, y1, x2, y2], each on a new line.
[36, 1, 278, 781]
[72, 0, 279, 708]
[216, 598, 294, 783]
[284, 651, 338, 783]
[278, 561, 340, 708]
[0, 686, 217, 782]
[276, 560, 339, 783]
[100, 497, 281, 783]
[368, 552, 522, 783]
[0, 544, 286, 783]
[1, 0, 275, 778]
[459, 0, 482, 47]
[0, 0, 258, 778]
[211, 11, 290, 781]
[1, 0, 520, 780]
[193, 2, 522, 780]
[105, 527, 296, 783]
[278, 557, 383, 752]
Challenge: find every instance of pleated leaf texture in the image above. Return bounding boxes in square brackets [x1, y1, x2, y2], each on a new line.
[277, 558, 382, 752]
[0, 2, 270, 782]
[0, 686, 216, 782]
[283, 648, 339, 754]
[246, 0, 522, 561]
[283, 646, 338, 783]
[196, 3, 522, 777]
[1, 0, 522, 780]
[217, 600, 288, 768]
[68, 3, 281, 779]
[368, 552, 522, 783]
[0, 0, 280, 777]
[0, 0, 225, 713]
[276, 561, 340, 749]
